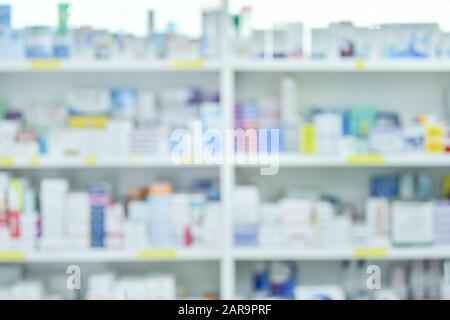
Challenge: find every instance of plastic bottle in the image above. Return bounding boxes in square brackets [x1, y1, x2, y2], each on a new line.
[440, 260, 450, 299]
[147, 183, 174, 247]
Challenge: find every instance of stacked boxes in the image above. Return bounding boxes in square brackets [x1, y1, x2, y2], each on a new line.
[89, 185, 110, 248]
[434, 201, 450, 245]
[147, 183, 174, 247]
[66, 192, 90, 249]
[40, 179, 68, 250]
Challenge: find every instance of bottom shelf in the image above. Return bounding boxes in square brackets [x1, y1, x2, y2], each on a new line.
[233, 246, 450, 261]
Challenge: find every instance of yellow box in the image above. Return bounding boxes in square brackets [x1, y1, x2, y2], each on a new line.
[300, 124, 316, 154]
[425, 141, 444, 153]
[425, 124, 444, 153]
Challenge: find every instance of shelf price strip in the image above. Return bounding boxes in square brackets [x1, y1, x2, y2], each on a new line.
[0, 156, 15, 167]
[354, 59, 366, 70]
[129, 155, 143, 166]
[29, 155, 40, 167]
[346, 154, 385, 165]
[352, 248, 388, 259]
[30, 59, 62, 70]
[136, 249, 177, 260]
[168, 59, 204, 69]
[83, 156, 97, 166]
[0, 251, 26, 262]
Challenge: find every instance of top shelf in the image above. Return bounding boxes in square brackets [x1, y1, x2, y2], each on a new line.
[0, 59, 221, 73]
[233, 59, 450, 73]
[1, 59, 450, 73]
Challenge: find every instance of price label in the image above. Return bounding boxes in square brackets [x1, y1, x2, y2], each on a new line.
[137, 249, 177, 260]
[346, 154, 384, 165]
[30, 59, 62, 70]
[354, 59, 365, 70]
[352, 248, 387, 258]
[83, 156, 97, 166]
[0, 251, 26, 262]
[130, 155, 143, 165]
[29, 155, 40, 166]
[0, 156, 15, 167]
[168, 59, 204, 69]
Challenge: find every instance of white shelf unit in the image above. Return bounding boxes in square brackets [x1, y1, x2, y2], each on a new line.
[0, 60, 221, 73]
[1, 0, 450, 300]
[233, 247, 450, 261]
[233, 59, 450, 73]
[0, 249, 221, 263]
[235, 153, 450, 167]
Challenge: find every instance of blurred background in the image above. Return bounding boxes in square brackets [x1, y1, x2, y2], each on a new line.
[0, 0, 450, 300]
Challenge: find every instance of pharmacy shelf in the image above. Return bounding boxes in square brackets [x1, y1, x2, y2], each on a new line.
[233, 59, 450, 73]
[0, 248, 221, 264]
[2, 154, 448, 169]
[235, 153, 450, 168]
[3, 59, 450, 73]
[0, 60, 221, 73]
[233, 246, 450, 261]
[0, 156, 219, 169]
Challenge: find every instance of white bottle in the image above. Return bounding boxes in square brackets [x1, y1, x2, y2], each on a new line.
[440, 260, 450, 300]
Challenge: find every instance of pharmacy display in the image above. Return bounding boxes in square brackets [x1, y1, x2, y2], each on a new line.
[0, 86, 221, 161]
[234, 174, 450, 248]
[0, 173, 220, 250]
[0, 4, 222, 61]
[2, 0, 450, 301]
[236, 78, 450, 156]
[241, 260, 450, 300]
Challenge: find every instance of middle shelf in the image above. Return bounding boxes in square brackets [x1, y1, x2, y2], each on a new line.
[3, 246, 450, 264]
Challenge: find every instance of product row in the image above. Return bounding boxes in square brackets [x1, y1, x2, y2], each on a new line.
[0, 266, 218, 300]
[0, 87, 221, 159]
[231, 6, 450, 60]
[0, 173, 221, 250]
[234, 173, 450, 248]
[236, 78, 450, 155]
[0, 4, 222, 61]
[3, 3, 450, 62]
[244, 260, 450, 300]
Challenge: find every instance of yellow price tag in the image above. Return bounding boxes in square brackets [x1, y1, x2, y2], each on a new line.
[0, 156, 15, 167]
[137, 249, 177, 259]
[30, 59, 62, 70]
[130, 155, 142, 165]
[168, 59, 204, 69]
[346, 154, 384, 165]
[0, 251, 26, 262]
[353, 248, 387, 258]
[182, 156, 194, 165]
[354, 59, 365, 70]
[68, 116, 108, 129]
[83, 156, 97, 166]
[29, 155, 40, 166]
